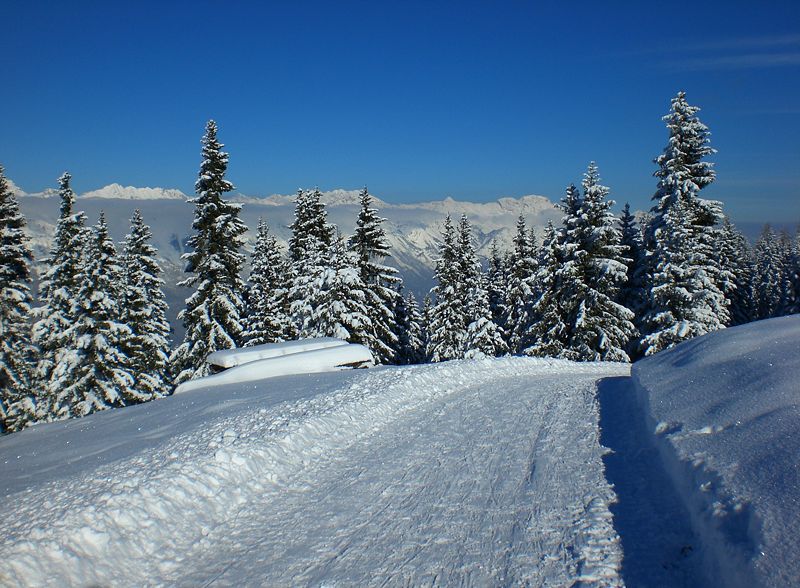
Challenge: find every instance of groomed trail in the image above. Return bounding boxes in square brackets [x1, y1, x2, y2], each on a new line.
[2, 358, 634, 587]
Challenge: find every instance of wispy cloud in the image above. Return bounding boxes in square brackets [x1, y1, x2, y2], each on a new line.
[672, 52, 800, 71]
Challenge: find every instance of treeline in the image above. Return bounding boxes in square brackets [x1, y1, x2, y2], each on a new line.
[1, 93, 798, 433]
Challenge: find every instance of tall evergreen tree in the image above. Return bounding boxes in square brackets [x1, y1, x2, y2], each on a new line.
[51, 214, 136, 418]
[0, 166, 36, 432]
[779, 227, 800, 316]
[288, 188, 334, 262]
[618, 203, 647, 356]
[427, 215, 466, 362]
[243, 219, 294, 346]
[558, 164, 635, 362]
[752, 225, 785, 320]
[486, 240, 509, 335]
[457, 215, 507, 358]
[392, 286, 424, 365]
[717, 218, 754, 325]
[641, 92, 729, 354]
[348, 187, 400, 363]
[505, 215, 539, 352]
[293, 234, 373, 344]
[32, 172, 87, 420]
[526, 221, 569, 357]
[171, 121, 248, 385]
[121, 210, 172, 399]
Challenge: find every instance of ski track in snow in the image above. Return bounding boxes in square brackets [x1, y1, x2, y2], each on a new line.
[0, 358, 628, 587]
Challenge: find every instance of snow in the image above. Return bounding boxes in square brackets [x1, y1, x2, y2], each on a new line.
[631, 314, 800, 587]
[80, 183, 187, 200]
[175, 344, 375, 394]
[0, 357, 627, 586]
[207, 337, 349, 368]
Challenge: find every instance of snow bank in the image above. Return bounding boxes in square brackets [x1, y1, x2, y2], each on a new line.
[176, 343, 374, 394]
[632, 315, 800, 587]
[206, 337, 348, 368]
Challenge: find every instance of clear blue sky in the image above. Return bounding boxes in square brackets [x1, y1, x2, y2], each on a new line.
[2, 0, 798, 223]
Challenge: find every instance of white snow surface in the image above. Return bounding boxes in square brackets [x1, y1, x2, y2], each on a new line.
[206, 337, 349, 368]
[176, 344, 375, 394]
[0, 357, 627, 587]
[631, 315, 800, 587]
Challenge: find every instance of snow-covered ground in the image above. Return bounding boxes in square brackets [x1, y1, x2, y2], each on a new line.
[630, 315, 800, 588]
[0, 358, 627, 587]
[2, 316, 798, 587]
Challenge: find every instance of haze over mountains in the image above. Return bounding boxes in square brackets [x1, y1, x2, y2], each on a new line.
[13, 181, 562, 336]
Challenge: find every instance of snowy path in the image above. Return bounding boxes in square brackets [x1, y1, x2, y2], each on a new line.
[1, 358, 627, 587]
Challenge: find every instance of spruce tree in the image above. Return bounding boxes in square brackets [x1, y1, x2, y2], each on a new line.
[348, 187, 400, 363]
[171, 120, 248, 385]
[243, 219, 294, 346]
[558, 164, 635, 362]
[392, 286, 424, 365]
[505, 215, 539, 352]
[405, 291, 426, 364]
[0, 166, 36, 432]
[51, 214, 136, 417]
[32, 172, 87, 420]
[779, 228, 800, 316]
[526, 221, 569, 357]
[121, 210, 172, 399]
[293, 234, 373, 344]
[717, 218, 754, 325]
[641, 92, 729, 354]
[618, 203, 647, 357]
[457, 215, 507, 358]
[486, 240, 509, 335]
[427, 215, 466, 361]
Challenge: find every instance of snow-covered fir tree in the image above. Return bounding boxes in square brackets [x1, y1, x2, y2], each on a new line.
[779, 228, 800, 316]
[0, 166, 36, 432]
[617, 203, 647, 353]
[32, 172, 88, 420]
[717, 218, 754, 325]
[752, 226, 787, 320]
[486, 240, 509, 335]
[171, 121, 248, 385]
[427, 215, 467, 362]
[121, 209, 172, 399]
[526, 221, 569, 357]
[640, 92, 729, 355]
[393, 287, 425, 365]
[348, 187, 400, 363]
[288, 188, 334, 262]
[505, 215, 539, 352]
[292, 233, 373, 344]
[557, 164, 635, 362]
[242, 219, 294, 346]
[50, 213, 137, 418]
[420, 293, 433, 363]
[457, 215, 507, 358]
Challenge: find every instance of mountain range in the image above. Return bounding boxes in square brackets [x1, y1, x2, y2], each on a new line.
[14, 182, 562, 338]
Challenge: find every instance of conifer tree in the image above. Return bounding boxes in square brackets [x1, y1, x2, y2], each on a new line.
[393, 287, 424, 365]
[121, 210, 172, 399]
[717, 218, 754, 325]
[293, 234, 373, 344]
[526, 221, 569, 357]
[0, 166, 36, 432]
[288, 188, 334, 262]
[51, 214, 136, 418]
[505, 215, 539, 352]
[243, 219, 294, 346]
[558, 164, 635, 362]
[348, 187, 400, 363]
[420, 293, 433, 363]
[427, 215, 466, 361]
[486, 240, 509, 334]
[640, 92, 729, 354]
[32, 172, 87, 420]
[171, 121, 248, 385]
[618, 203, 647, 357]
[752, 226, 785, 320]
[457, 215, 507, 358]
[779, 228, 800, 316]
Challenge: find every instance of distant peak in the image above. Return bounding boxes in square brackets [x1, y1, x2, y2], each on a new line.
[80, 184, 187, 200]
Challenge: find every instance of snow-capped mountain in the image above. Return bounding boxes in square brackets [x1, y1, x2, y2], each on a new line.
[80, 183, 187, 200]
[15, 183, 562, 335]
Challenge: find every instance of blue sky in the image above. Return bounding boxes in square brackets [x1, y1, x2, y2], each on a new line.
[2, 0, 799, 223]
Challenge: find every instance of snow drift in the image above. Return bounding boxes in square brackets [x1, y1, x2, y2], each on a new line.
[175, 343, 374, 394]
[631, 314, 800, 587]
[206, 337, 349, 369]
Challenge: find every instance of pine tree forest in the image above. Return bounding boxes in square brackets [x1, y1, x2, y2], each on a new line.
[2, 94, 799, 433]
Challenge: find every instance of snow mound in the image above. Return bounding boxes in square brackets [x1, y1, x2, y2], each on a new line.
[207, 337, 348, 368]
[632, 315, 800, 587]
[176, 344, 374, 394]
